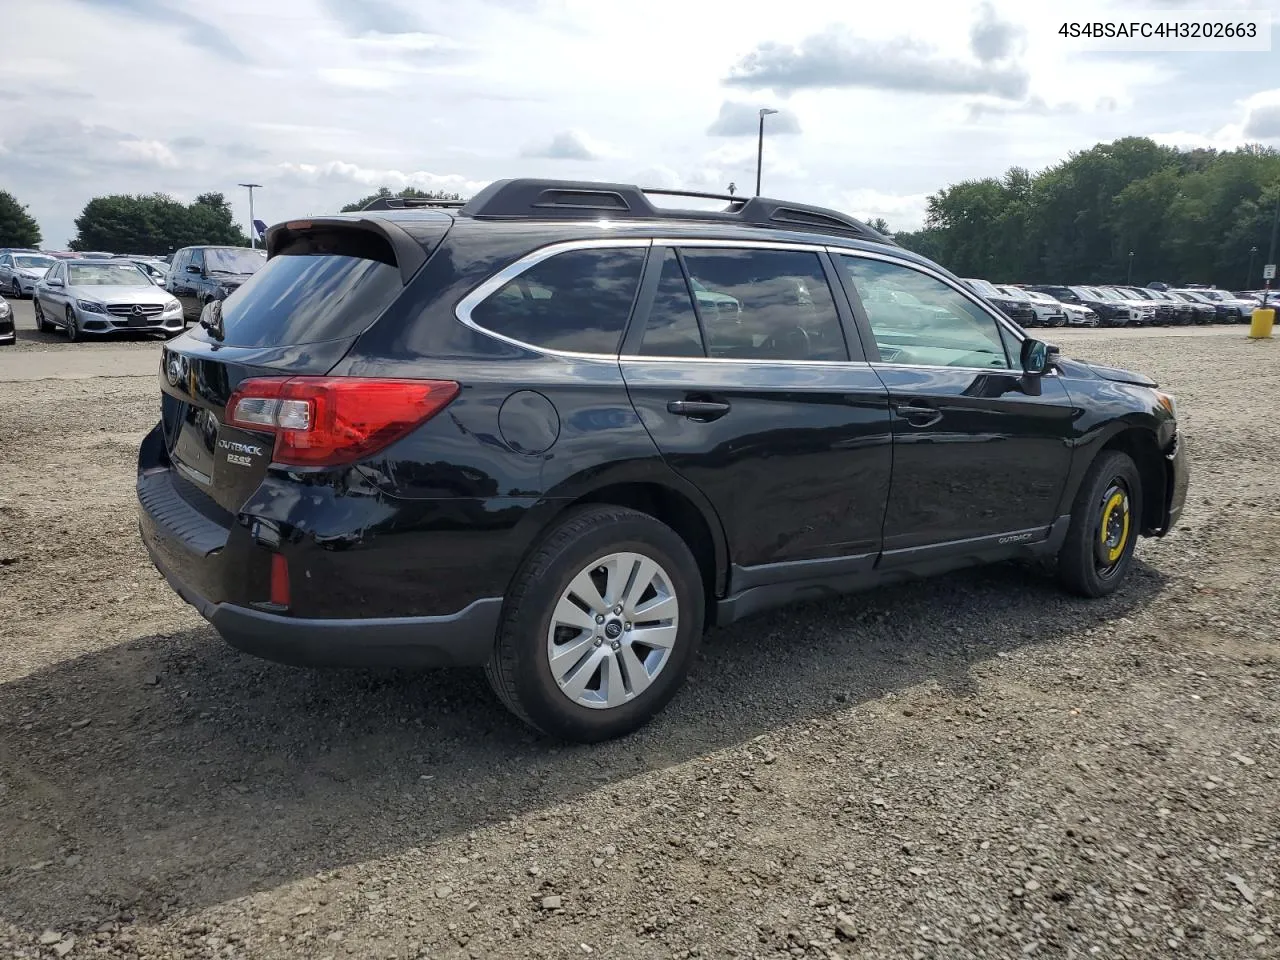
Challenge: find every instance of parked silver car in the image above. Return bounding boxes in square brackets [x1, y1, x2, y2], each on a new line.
[0, 251, 56, 298]
[32, 259, 185, 341]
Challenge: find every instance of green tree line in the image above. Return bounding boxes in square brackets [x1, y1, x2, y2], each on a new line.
[340, 186, 463, 212]
[893, 137, 1280, 289]
[0, 190, 42, 248]
[68, 193, 248, 255]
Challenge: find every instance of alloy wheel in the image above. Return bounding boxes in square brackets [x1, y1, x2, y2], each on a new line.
[546, 551, 679, 710]
[65, 307, 78, 341]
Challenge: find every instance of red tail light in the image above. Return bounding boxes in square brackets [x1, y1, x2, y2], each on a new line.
[225, 377, 460, 467]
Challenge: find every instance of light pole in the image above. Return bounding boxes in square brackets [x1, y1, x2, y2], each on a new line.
[1247, 245, 1258, 288]
[238, 182, 262, 248]
[1127, 250, 1134, 286]
[755, 108, 778, 197]
[1265, 192, 1279, 307]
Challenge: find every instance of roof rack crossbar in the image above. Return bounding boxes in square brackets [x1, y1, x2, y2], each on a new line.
[361, 197, 467, 211]
[455, 179, 891, 243]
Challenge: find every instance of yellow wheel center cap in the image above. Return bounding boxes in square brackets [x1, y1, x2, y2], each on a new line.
[1100, 491, 1130, 564]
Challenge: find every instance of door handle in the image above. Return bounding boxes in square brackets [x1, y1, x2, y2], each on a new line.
[894, 402, 943, 427]
[667, 399, 731, 421]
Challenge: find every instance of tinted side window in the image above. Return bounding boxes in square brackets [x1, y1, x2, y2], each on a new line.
[638, 251, 705, 357]
[839, 256, 1009, 369]
[471, 247, 645, 354]
[189, 249, 204, 271]
[677, 248, 848, 361]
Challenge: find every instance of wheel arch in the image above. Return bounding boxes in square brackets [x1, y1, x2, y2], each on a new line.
[569, 481, 726, 609]
[1097, 427, 1167, 536]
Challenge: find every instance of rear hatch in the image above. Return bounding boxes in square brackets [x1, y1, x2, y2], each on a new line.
[157, 214, 451, 515]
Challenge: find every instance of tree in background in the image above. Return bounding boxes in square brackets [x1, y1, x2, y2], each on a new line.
[913, 137, 1280, 288]
[0, 190, 42, 248]
[340, 186, 464, 212]
[70, 193, 248, 255]
[866, 217, 891, 234]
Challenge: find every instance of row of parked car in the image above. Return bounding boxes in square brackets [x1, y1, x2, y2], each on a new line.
[0, 245, 265, 343]
[961, 276, 1269, 328]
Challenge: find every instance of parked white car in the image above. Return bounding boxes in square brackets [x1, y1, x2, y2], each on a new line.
[1020, 288, 1098, 326]
[995, 285, 1066, 327]
[0, 251, 56, 298]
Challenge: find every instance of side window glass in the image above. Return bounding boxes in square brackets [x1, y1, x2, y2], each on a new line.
[639, 251, 705, 357]
[839, 256, 1010, 369]
[677, 248, 848, 361]
[470, 247, 644, 354]
[189, 249, 204, 272]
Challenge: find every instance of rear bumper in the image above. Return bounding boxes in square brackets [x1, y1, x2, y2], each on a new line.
[142, 522, 503, 668]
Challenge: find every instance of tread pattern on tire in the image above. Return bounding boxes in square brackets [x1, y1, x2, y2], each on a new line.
[483, 504, 685, 737]
[1058, 449, 1141, 598]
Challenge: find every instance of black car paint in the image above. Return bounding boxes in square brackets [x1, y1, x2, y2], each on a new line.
[139, 214, 1188, 668]
[1028, 286, 1132, 327]
[165, 246, 262, 324]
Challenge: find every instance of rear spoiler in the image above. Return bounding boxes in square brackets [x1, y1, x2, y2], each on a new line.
[263, 216, 443, 284]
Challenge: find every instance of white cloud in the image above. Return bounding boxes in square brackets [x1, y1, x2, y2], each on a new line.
[3, 0, 1276, 246]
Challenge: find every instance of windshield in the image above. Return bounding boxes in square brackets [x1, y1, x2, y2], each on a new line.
[1069, 286, 1099, 300]
[965, 278, 1000, 297]
[15, 255, 54, 270]
[1096, 288, 1129, 302]
[204, 247, 267, 275]
[67, 262, 149, 286]
[1194, 290, 1223, 301]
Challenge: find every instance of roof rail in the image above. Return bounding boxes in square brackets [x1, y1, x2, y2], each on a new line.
[360, 196, 467, 211]
[455, 178, 893, 243]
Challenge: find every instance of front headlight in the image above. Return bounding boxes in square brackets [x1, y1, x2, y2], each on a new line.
[162, 299, 181, 315]
[0, 301, 11, 319]
[1153, 391, 1177, 418]
[76, 299, 106, 314]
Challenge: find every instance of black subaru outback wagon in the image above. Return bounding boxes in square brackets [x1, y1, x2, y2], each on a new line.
[138, 179, 1189, 742]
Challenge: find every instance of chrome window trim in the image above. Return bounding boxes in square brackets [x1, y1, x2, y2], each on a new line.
[622, 356, 873, 368]
[455, 237, 652, 360]
[458, 236, 846, 362]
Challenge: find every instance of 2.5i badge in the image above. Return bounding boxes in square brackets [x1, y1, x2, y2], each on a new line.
[219, 438, 263, 467]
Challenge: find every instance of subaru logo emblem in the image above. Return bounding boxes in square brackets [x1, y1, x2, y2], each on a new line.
[132, 304, 145, 317]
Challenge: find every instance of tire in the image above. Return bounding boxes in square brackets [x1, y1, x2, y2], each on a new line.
[33, 299, 51, 333]
[10, 278, 21, 299]
[1058, 450, 1143, 598]
[484, 505, 705, 742]
[65, 306, 79, 342]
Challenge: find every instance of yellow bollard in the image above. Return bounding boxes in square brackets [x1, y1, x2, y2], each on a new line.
[1250, 307, 1275, 339]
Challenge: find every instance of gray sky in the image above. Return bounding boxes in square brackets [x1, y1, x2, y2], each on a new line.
[2, 0, 1278, 247]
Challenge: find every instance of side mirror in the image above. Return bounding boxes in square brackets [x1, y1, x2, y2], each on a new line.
[187, 264, 202, 274]
[1020, 338, 1050, 375]
[47, 278, 64, 288]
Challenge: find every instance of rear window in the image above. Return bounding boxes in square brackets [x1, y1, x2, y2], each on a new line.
[217, 230, 403, 348]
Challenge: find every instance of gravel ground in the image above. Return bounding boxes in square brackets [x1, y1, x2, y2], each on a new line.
[1, 330, 1277, 960]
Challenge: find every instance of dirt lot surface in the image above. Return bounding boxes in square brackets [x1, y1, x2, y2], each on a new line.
[1, 325, 1277, 959]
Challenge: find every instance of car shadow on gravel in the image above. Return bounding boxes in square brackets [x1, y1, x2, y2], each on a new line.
[0, 559, 1167, 932]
